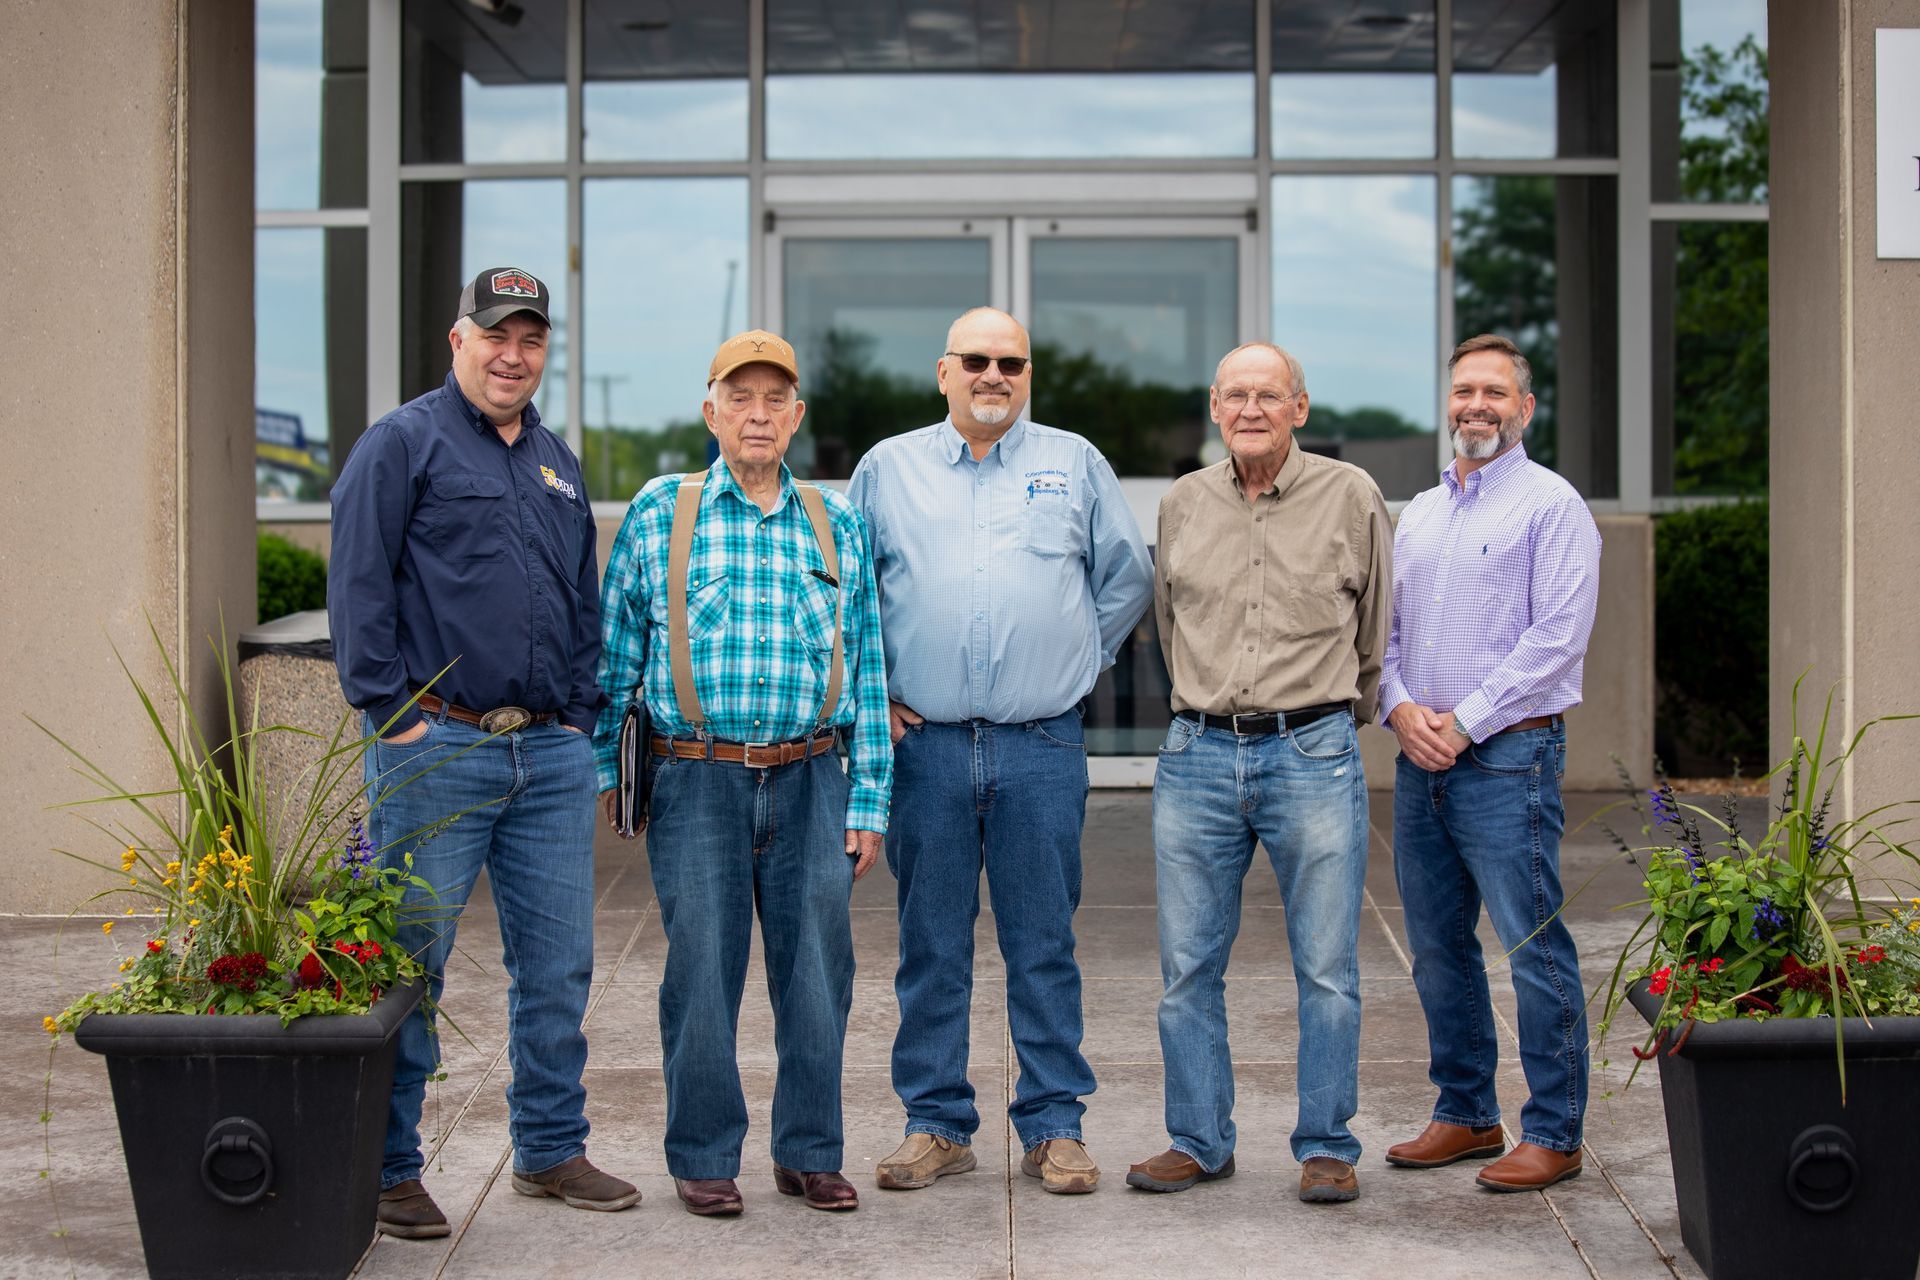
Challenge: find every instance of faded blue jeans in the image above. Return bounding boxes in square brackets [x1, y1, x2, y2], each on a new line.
[365, 711, 599, 1190]
[1392, 723, 1588, 1152]
[645, 747, 855, 1179]
[1152, 711, 1369, 1170]
[887, 709, 1095, 1151]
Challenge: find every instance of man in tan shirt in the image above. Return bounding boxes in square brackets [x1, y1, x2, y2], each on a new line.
[1126, 342, 1390, 1205]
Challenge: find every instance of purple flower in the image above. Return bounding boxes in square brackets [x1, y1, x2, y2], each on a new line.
[337, 819, 378, 877]
[1751, 896, 1787, 940]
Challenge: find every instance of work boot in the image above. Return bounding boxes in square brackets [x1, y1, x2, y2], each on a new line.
[875, 1133, 977, 1189]
[1021, 1138, 1100, 1194]
[377, 1179, 451, 1239]
[510, 1156, 642, 1211]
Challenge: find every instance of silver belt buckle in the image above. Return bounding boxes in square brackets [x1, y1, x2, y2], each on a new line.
[741, 740, 774, 768]
[1230, 711, 1261, 734]
[480, 706, 533, 734]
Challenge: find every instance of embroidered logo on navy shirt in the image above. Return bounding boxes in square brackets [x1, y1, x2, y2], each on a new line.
[540, 464, 579, 500]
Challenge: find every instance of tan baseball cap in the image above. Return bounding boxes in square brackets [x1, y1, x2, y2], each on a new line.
[709, 329, 799, 386]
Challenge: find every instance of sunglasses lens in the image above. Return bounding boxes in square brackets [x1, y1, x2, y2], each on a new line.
[996, 358, 1029, 376]
[960, 354, 991, 374]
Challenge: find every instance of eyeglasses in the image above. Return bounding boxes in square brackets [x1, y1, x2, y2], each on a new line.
[1218, 389, 1298, 412]
[946, 352, 1031, 377]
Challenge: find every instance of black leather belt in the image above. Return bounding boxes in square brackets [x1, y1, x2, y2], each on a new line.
[1180, 703, 1352, 736]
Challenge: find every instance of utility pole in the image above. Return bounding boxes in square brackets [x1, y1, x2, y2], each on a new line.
[587, 373, 628, 499]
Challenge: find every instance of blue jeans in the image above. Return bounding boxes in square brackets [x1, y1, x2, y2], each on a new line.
[1392, 724, 1588, 1152]
[887, 709, 1094, 1151]
[645, 747, 855, 1179]
[1152, 711, 1368, 1169]
[365, 712, 599, 1189]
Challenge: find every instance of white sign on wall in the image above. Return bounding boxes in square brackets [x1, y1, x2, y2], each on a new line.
[1878, 29, 1920, 258]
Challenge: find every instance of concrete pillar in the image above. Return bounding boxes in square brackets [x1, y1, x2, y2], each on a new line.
[0, 2, 255, 912]
[1770, 1, 1920, 888]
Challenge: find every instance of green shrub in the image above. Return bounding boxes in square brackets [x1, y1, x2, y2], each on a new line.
[1654, 501, 1767, 772]
[257, 532, 328, 623]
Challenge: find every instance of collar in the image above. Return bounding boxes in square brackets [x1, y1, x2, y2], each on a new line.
[935, 415, 1028, 465]
[1443, 440, 1529, 497]
[1220, 435, 1306, 500]
[444, 371, 542, 439]
[707, 457, 797, 515]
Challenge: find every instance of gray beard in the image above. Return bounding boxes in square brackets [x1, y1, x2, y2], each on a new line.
[971, 401, 1011, 427]
[1449, 414, 1523, 460]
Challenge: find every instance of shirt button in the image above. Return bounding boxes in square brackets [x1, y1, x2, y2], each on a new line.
[976, 521, 985, 529]
[976, 565, 985, 573]
[975, 612, 984, 620]
[1432, 595, 1440, 603]
[760, 557, 768, 565]
[758, 677, 765, 685]
[1254, 516, 1263, 523]
[1426, 641, 1434, 648]
[1246, 645, 1253, 652]
[753, 719, 761, 727]
[977, 477, 986, 487]
[759, 635, 767, 643]
[1253, 558, 1262, 566]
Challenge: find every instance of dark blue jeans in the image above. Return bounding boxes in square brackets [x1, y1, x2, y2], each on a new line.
[1392, 724, 1588, 1152]
[886, 709, 1095, 1151]
[366, 712, 599, 1189]
[645, 748, 855, 1179]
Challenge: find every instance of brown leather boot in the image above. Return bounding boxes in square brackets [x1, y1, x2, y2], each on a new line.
[377, 1180, 451, 1239]
[510, 1156, 641, 1211]
[674, 1177, 745, 1216]
[1385, 1121, 1507, 1169]
[774, 1166, 859, 1211]
[1477, 1143, 1583, 1191]
[1124, 1149, 1236, 1193]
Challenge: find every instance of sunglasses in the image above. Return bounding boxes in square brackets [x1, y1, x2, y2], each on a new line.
[946, 351, 1031, 377]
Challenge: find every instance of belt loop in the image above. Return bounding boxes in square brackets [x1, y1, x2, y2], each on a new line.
[703, 735, 716, 762]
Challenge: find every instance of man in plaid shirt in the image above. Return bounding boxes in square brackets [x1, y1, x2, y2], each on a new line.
[592, 330, 892, 1218]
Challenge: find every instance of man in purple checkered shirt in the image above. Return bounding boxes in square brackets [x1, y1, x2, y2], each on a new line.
[1379, 334, 1600, 1194]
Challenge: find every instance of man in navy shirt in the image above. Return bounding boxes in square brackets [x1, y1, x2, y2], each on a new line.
[330, 268, 638, 1237]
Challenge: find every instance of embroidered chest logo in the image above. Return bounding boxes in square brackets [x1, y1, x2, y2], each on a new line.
[539, 464, 579, 500]
[1025, 469, 1069, 502]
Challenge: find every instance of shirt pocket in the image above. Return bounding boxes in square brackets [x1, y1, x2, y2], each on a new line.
[682, 573, 731, 645]
[793, 573, 840, 654]
[418, 471, 508, 562]
[1280, 569, 1346, 639]
[1024, 500, 1084, 558]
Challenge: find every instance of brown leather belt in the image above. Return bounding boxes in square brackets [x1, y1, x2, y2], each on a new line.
[650, 731, 838, 768]
[416, 692, 557, 733]
[1496, 714, 1564, 735]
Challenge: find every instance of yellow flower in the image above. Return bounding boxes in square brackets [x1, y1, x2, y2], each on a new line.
[162, 878, 176, 888]
[118, 958, 133, 972]
[189, 918, 201, 928]
[165, 860, 181, 874]
[43, 1016, 58, 1035]
[128, 878, 139, 887]
[123, 907, 135, 916]
[101, 921, 113, 935]
[120, 846, 138, 872]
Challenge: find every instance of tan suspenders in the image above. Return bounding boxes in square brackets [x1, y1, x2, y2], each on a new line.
[665, 469, 844, 737]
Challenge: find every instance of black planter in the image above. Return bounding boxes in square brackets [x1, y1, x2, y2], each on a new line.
[1627, 982, 1920, 1280]
[74, 981, 422, 1280]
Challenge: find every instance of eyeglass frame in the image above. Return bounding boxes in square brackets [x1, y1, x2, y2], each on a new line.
[945, 351, 1032, 377]
[1215, 388, 1301, 412]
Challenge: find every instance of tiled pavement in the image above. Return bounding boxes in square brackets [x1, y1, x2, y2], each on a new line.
[8, 791, 1734, 1279]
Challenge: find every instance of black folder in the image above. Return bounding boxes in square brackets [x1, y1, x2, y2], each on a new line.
[616, 700, 650, 836]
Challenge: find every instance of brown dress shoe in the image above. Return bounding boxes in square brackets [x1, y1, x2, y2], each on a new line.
[377, 1179, 451, 1239]
[674, 1177, 745, 1216]
[774, 1165, 859, 1211]
[1385, 1121, 1507, 1169]
[1476, 1143, 1583, 1192]
[1125, 1149, 1237, 1193]
[510, 1156, 641, 1211]
[1299, 1156, 1360, 1203]
[875, 1133, 977, 1189]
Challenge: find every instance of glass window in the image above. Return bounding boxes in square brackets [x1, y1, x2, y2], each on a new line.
[402, 0, 566, 165]
[1453, 0, 1617, 159]
[399, 180, 568, 436]
[256, 227, 367, 501]
[583, 0, 749, 162]
[1271, 2, 1435, 159]
[1451, 175, 1619, 498]
[1651, 0, 1768, 202]
[1028, 236, 1240, 477]
[1272, 176, 1438, 501]
[1653, 219, 1767, 495]
[257, 0, 366, 208]
[580, 179, 750, 503]
[781, 238, 989, 478]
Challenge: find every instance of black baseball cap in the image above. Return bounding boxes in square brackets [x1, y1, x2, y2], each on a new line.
[457, 267, 551, 329]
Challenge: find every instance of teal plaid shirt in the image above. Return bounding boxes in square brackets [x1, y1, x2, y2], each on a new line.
[592, 463, 892, 834]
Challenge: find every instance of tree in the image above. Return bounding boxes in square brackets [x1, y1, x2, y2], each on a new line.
[1452, 175, 1561, 471]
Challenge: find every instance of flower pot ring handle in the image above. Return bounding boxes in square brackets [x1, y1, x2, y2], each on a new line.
[200, 1117, 274, 1207]
[1785, 1124, 1856, 1214]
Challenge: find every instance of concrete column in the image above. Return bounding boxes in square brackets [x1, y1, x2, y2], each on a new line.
[1770, 1, 1920, 888]
[0, 2, 255, 912]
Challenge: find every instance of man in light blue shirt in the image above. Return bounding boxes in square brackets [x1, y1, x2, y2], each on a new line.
[848, 307, 1152, 1196]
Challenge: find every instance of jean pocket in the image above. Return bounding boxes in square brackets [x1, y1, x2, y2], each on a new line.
[1286, 712, 1355, 761]
[1031, 713, 1085, 749]
[1467, 732, 1542, 776]
[1158, 716, 1199, 756]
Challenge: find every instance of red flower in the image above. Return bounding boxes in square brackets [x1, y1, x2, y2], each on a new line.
[1648, 967, 1673, 996]
[146, 939, 164, 954]
[296, 951, 326, 989]
[1855, 945, 1888, 965]
[1702, 957, 1725, 974]
[206, 953, 261, 993]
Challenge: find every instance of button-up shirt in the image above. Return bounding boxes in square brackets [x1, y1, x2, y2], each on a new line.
[592, 462, 892, 834]
[847, 417, 1153, 724]
[329, 372, 605, 735]
[1380, 444, 1601, 741]
[1155, 445, 1392, 721]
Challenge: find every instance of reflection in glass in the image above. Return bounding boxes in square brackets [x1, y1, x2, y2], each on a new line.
[782, 238, 989, 478]
[399, 180, 568, 438]
[1651, 0, 1768, 202]
[1453, 0, 1616, 159]
[1028, 238, 1237, 477]
[766, 74, 1255, 161]
[581, 179, 749, 502]
[1452, 175, 1618, 498]
[1270, 2, 1435, 158]
[402, 0, 566, 164]
[1653, 219, 1767, 495]
[583, 0, 748, 162]
[257, 227, 367, 500]
[258, 0, 366, 208]
[1271, 177, 1437, 501]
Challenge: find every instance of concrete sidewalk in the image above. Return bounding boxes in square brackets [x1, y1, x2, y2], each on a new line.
[10, 791, 1716, 1279]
